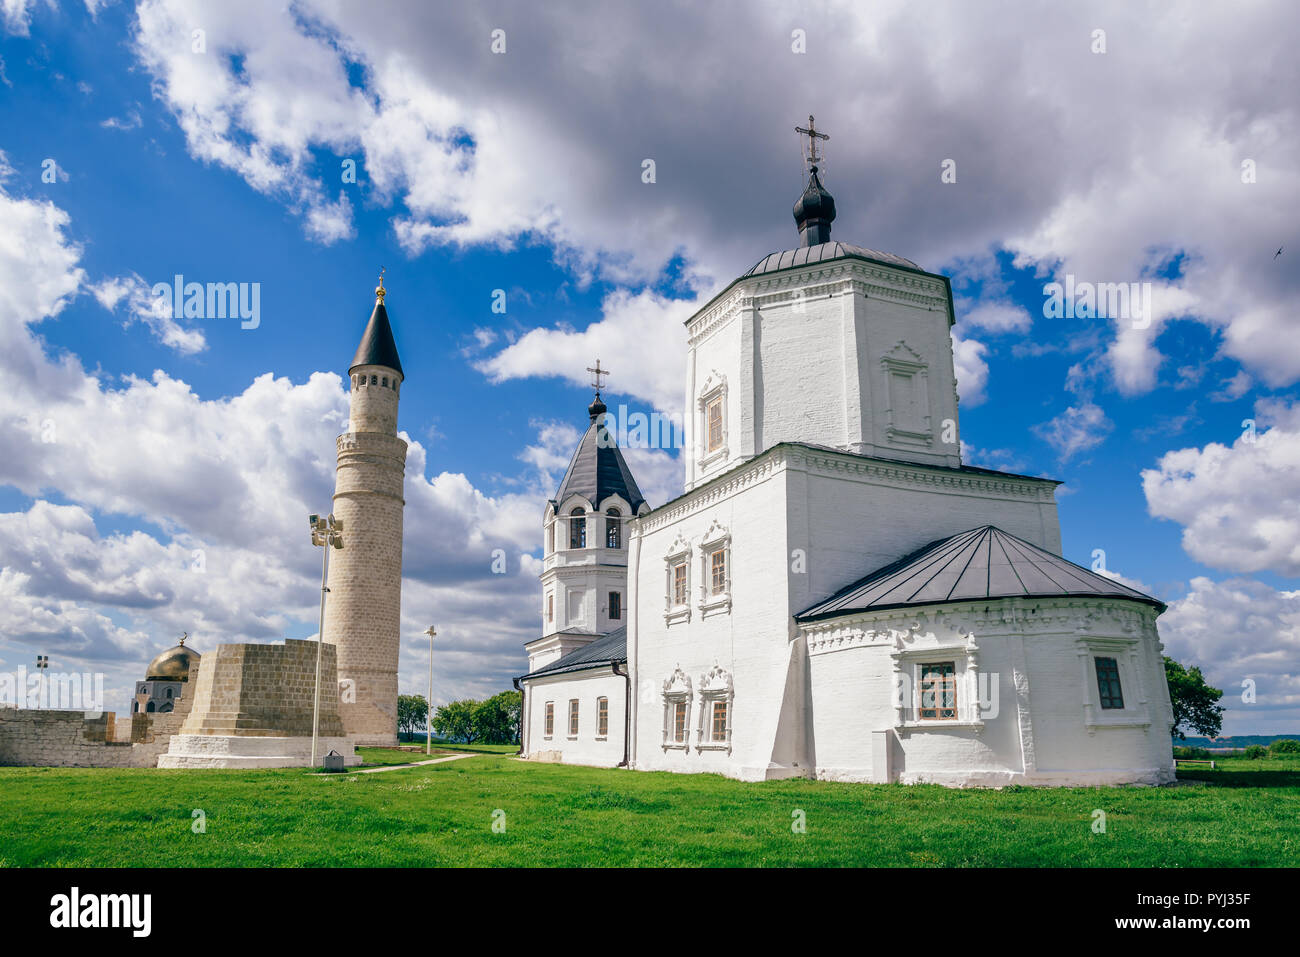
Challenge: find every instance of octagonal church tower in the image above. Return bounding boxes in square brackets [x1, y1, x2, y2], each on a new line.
[323, 276, 408, 746]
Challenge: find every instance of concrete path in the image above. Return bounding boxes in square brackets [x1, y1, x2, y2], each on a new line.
[350, 751, 480, 774]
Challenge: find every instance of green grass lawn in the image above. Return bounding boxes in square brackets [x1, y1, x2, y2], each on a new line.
[0, 753, 1295, 867]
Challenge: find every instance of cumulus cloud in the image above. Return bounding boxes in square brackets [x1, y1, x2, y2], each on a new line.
[118, 0, 1300, 408]
[1142, 399, 1300, 576]
[477, 287, 692, 414]
[1159, 577, 1300, 735]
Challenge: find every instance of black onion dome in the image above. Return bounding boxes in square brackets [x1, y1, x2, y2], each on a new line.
[793, 166, 836, 247]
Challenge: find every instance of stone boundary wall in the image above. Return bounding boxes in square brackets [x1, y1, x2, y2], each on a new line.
[0, 661, 198, 768]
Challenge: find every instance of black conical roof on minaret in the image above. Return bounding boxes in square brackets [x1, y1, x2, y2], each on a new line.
[550, 394, 646, 513]
[349, 283, 403, 377]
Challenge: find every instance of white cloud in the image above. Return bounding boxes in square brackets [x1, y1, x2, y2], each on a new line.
[1032, 401, 1114, 462]
[477, 287, 691, 414]
[89, 274, 207, 354]
[951, 334, 989, 408]
[1158, 576, 1300, 735]
[1142, 399, 1300, 576]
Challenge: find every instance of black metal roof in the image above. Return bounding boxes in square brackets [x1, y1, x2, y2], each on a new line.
[797, 525, 1165, 622]
[349, 300, 403, 377]
[519, 627, 627, 681]
[744, 240, 922, 277]
[551, 402, 646, 513]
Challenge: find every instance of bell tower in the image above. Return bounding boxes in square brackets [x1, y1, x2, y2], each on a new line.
[323, 273, 408, 746]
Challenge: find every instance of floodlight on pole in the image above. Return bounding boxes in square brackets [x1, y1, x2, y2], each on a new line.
[424, 626, 436, 755]
[309, 512, 343, 767]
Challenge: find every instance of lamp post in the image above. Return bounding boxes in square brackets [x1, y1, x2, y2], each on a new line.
[309, 513, 344, 767]
[35, 655, 48, 709]
[424, 626, 436, 755]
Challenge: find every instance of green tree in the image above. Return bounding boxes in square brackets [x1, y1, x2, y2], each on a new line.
[397, 694, 428, 741]
[433, 699, 479, 743]
[1164, 657, 1224, 740]
[474, 691, 522, 744]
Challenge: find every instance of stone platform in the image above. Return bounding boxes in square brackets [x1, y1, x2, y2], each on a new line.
[158, 733, 361, 768]
[156, 638, 359, 769]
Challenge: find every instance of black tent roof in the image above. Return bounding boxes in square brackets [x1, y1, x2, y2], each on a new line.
[797, 525, 1165, 622]
[550, 400, 646, 513]
[349, 300, 403, 377]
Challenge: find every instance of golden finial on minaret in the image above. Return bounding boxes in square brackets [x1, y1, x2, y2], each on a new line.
[178, 631, 188, 646]
[375, 266, 386, 303]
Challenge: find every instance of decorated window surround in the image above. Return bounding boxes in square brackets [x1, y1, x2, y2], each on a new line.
[697, 519, 733, 617]
[880, 341, 933, 448]
[890, 631, 985, 734]
[697, 371, 729, 472]
[662, 667, 693, 750]
[695, 664, 734, 753]
[1076, 635, 1150, 733]
[664, 534, 692, 625]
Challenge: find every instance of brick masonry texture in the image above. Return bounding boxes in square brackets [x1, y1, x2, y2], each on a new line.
[322, 362, 407, 746]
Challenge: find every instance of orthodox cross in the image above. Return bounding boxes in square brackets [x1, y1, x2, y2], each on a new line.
[587, 359, 610, 397]
[795, 114, 829, 170]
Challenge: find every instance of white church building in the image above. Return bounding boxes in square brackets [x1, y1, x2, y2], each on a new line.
[517, 122, 1176, 787]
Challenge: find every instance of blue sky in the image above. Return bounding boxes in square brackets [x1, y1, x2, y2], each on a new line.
[0, 0, 1296, 735]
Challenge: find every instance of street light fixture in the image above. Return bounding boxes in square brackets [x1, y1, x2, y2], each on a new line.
[424, 626, 436, 755]
[35, 655, 48, 709]
[309, 512, 343, 767]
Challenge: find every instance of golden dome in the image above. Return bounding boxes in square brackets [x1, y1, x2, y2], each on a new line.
[146, 634, 201, 682]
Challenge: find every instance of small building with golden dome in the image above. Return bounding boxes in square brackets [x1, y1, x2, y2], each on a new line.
[133, 634, 201, 715]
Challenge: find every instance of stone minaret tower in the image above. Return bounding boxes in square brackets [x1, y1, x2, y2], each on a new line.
[323, 275, 407, 746]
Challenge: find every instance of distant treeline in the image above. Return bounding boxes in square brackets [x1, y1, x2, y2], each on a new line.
[397, 691, 521, 745]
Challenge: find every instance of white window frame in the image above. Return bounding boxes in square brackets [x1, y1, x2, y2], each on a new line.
[1077, 636, 1150, 733]
[662, 667, 693, 750]
[697, 373, 729, 471]
[596, 696, 609, 740]
[697, 520, 732, 618]
[890, 636, 985, 733]
[567, 698, 580, 739]
[881, 341, 933, 447]
[664, 535, 692, 625]
[695, 665, 733, 753]
[543, 701, 554, 739]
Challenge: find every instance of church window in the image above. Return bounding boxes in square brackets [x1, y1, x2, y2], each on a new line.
[546, 594, 553, 623]
[919, 662, 957, 720]
[711, 700, 728, 742]
[544, 702, 554, 737]
[597, 697, 609, 737]
[662, 667, 692, 748]
[606, 508, 621, 548]
[710, 549, 727, 596]
[547, 522, 554, 553]
[371, 375, 378, 385]
[609, 591, 622, 621]
[672, 561, 687, 606]
[1095, 657, 1124, 710]
[696, 665, 733, 751]
[706, 395, 724, 452]
[568, 699, 580, 737]
[569, 508, 587, 549]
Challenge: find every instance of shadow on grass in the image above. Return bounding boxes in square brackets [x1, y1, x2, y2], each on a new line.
[1178, 769, 1300, 788]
